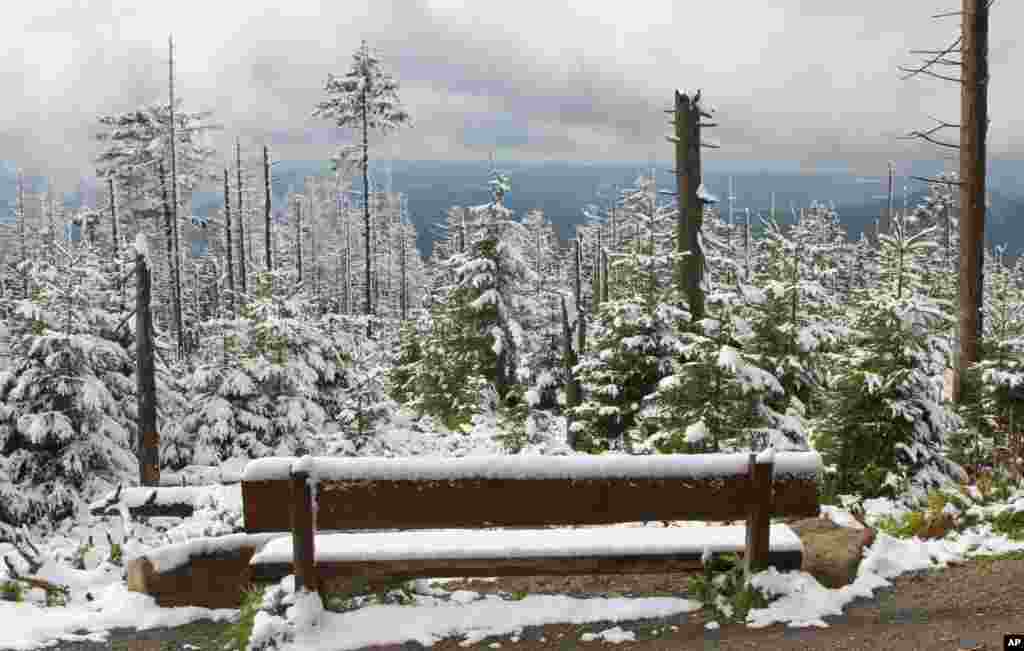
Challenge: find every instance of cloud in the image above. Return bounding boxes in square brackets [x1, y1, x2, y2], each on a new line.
[1, 0, 1021, 190]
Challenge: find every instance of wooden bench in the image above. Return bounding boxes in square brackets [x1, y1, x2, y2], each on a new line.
[241, 450, 821, 594]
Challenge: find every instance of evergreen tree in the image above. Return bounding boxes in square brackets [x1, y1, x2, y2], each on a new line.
[816, 216, 965, 502]
[178, 271, 343, 465]
[0, 243, 137, 527]
[313, 40, 411, 326]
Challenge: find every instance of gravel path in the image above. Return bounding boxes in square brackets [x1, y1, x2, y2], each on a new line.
[23, 556, 1024, 651]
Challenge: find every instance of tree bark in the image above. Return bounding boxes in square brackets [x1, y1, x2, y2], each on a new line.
[136, 247, 159, 487]
[673, 90, 704, 320]
[158, 160, 181, 355]
[108, 177, 118, 258]
[264, 145, 273, 273]
[295, 197, 303, 284]
[168, 35, 184, 358]
[561, 294, 580, 450]
[362, 87, 372, 331]
[955, 0, 989, 403]
[223, 168, 234, 314]
[574, 238, 586, 355]
[236, 139, 247, 296]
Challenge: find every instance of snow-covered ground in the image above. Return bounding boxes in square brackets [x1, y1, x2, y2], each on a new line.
[1, 409, 1023, 650]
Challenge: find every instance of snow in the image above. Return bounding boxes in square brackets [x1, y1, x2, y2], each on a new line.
[250, 524, 805, 565]
[286, 594, 699, 651]
[143, 532, 286, 573]
[580, 625, 635, 643]
[132, 233, 148, 262]
[242, 452, 823, 483]
[89, 486, 207, 512]
[756, 445, 775, 464]
[0, 582, 236, 651]
[684, 420, 708, 443]
[697, 184, 719, 204]
[5, 405, 1024, 650]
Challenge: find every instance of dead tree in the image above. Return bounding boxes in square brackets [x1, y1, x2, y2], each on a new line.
[264, 145, 273, 273]
[136, 240, 159, 487]
[167, 35, 185, 359]
[108, 177, 118, 258]
[236, 139, 247, 295]
[899, 0, 990, 403]
[223, 168, 235, 314]
[668, 89, 718, 321]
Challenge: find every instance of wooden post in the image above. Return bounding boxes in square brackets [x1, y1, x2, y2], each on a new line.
[136, 246, 159, 487]
[290, 468, 317, 593]
[744, 453, 772, 580]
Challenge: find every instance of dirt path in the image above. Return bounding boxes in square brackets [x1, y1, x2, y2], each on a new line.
[23, 557, 1024, 651]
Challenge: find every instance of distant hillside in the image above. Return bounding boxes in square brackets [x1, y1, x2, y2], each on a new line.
[3, 159, 1022, 256]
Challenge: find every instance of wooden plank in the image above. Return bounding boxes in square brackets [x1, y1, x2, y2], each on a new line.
[251, 548, 803, 587]
[745, 454, 773, 578]
[290, 470, 317, 593]
[244, 475, 818, 533]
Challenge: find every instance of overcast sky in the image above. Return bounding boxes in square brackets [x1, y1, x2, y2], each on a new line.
[2, 0, 1021, 189]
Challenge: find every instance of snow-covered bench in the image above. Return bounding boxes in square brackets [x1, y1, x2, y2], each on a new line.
[241, 451, 821, 595]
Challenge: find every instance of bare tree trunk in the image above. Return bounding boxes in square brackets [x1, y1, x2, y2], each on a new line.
[361, 87, 372, 332]
[955, 0, 989, 403]
[561, 294, 580, 450]
[158, 160, 182, 356]
[168, 35, 184, 359]
[400, 222, 408, 321]
[17, 170, 27, 298]
[593, 228, 602, 313]
[236, 139, 247, 296]
[136, 242, 159, 487]
[673, 90, 705, 320]
[574, 238, 585, 355]
[602, 248, 609, 303]
[295, 198, 303, 284]
[108, 177, 118, 258]
[263, 145, 273, 273]
[223, 168, 234, 314]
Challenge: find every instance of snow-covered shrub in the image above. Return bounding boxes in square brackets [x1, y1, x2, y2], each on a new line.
[570, 294, 690, 453]
[815, 220, 965, 503]
[644, 288, 806, 454]
[179, 272, 341, 465]
[0, 244, 137, 527]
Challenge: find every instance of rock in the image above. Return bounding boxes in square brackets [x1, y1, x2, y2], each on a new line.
[788, 517, 868, 589]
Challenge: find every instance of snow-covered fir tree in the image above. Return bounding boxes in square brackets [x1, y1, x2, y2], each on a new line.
[0, 242, 137, 527]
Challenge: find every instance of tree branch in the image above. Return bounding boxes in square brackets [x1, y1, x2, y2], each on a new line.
[910, 175, 964, 186]
[900, 35, 963, 81]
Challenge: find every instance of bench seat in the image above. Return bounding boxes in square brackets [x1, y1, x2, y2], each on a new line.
[248, 524, 805, 582]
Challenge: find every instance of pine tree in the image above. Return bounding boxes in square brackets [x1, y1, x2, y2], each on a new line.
[817, 215, 965, 502]
[178, 271, 344, 465]
[313, 40, 411, 330]
[0, 242, 137, 527]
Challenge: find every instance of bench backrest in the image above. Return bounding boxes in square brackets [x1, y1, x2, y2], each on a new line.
[242, 452, 821, 533]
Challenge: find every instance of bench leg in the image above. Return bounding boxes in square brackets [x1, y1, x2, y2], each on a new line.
[291, 469, 318, 593]
[745, 453, 772, 581]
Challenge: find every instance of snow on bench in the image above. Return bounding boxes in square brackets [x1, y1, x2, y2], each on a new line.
[242, 451, 822, 483]
[239, 451, 820, 596]
[142, 532, 286, 574]
[250, 524, 804, 565]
